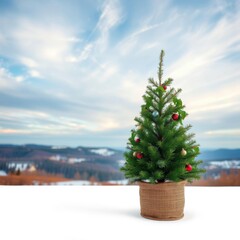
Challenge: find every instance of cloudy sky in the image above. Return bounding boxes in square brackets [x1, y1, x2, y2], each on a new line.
[0, 0, 239, 148]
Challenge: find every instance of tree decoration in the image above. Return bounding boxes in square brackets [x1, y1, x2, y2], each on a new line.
[121, 50, 205, 184]
[181, 148, 187, 156]
[152, 111, 159, 117]
[134, 136, 140, 143]
[136, 152, 144, 159]
[185, 164, 193, 172]
[172, 113, 179, 121]
[136, 125, 142, 130]
[162, 85, 167, 90]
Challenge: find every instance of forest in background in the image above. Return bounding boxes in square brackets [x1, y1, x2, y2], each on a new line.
[0, 144, 239, 186]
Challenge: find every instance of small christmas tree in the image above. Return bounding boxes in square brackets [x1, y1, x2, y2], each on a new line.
[121, 50, 205, 184]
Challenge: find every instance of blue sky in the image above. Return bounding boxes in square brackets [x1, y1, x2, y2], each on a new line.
[0, 0, 239, 148]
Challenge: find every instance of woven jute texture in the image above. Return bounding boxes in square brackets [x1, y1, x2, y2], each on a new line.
[139, 181, 186, 221]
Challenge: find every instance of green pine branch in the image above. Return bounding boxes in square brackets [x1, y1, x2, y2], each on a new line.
[158, 50, 164, 85]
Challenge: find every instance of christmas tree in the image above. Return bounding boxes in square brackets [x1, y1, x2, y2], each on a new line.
[121, 50, 205, 184]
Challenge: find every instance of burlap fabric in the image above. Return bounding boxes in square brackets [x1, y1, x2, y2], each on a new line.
[139, 181, 186, 221]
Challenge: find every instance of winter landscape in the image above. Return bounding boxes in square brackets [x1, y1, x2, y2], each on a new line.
[0, 1, 240, 186]
[0, 144, 239, 186]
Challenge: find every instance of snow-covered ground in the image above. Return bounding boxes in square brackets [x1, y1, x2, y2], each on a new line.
[7, 163, 29, 171]
[90, 148, 115, 156]
[0, 170, 7, 176]
[68, 158, 86, 164]
[54, 179, 128, 186]
[118, 160, 125, 167]
[207, 160, 240, 169]
[54, 181, 93, 186]
[107, 179, 129, 185]
[51, 146, 67, 149]
[49, 155, 64, 161]
[0, 187, 239, 240]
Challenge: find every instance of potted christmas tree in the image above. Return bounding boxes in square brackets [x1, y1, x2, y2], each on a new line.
[121, 50, 205, 221]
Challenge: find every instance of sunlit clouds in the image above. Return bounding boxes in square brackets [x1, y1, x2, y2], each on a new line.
[0, 0, 239, 148]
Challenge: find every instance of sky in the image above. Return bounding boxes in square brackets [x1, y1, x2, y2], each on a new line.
[0, 0, 239, 149]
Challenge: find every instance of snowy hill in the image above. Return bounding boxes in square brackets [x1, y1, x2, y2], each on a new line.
[90, 148, 115, 156]
[0, 144, 124, 181]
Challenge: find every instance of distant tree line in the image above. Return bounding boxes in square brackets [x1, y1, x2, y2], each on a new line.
[0, 161, 8, 172]
[0, 147, 32, 158]
[0, 158, 124, 181]
[36, 159, 124, 181]
[0, 161, 21, 175]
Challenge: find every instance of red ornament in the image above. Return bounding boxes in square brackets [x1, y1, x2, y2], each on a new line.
[172, 113, 179, 121]
[162, 85, 167, 90]
[185, 164, 192, 172]
[135, 137, 140, 143]
[136, 152, 143, 159]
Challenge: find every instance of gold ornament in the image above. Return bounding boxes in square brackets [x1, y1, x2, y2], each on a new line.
[181, 148, 187, 156]
[133, 152, 137, 157]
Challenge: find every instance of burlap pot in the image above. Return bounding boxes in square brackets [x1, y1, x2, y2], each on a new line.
[138, 180, 186, 221]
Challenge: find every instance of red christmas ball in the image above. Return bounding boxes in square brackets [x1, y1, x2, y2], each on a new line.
[172, 113, 179, 121]
[185, 164, 192, 172]
[162, 85, 167, 90]
[135, 137, 140, 143]
[136, 152, 143, 159]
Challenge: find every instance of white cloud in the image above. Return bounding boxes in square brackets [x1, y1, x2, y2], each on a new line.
[0, 0, 240, 147]
[0, 67, 23, 88]
[205, 129, 240, 136]
[0, 68, 11, 88]
[0, 17, 79, 65]
[0, 128, 27, 134]
[15, 76, 25, 82]
[20, 57, 38, 68]
[28, 70, 41, 78]
[97, 117, 119, 131]
[128, 24, 162, 39]
[0, 107, 121, 135]
[117, 24, 162, 56]
[66, 37, 81, 43]
[96, 0, 122, 34]
[93, 0, 123, 51]
[168, 14, 240, 80]
[66, 43, 93, 63]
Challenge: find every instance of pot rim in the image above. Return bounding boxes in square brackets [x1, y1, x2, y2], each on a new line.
[138, 180, 187, 189]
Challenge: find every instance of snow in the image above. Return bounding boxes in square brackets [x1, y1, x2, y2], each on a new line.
[49, 155, 67, 161]
[0, 170, 7, 176]
[55, 180, 92, 186]
[49, 155, 61, 161]
[0, 187, 239, 240]
[54, 179, 129, 186]
[90, 148, 115, 156]
[7, 163, 29, 171]
[118, 159, 125, 167]
[209, 160, 240, 169]
[68, 158, 86, 163]
[107, 179, 129, 185]
[51, 146, 67, 149]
